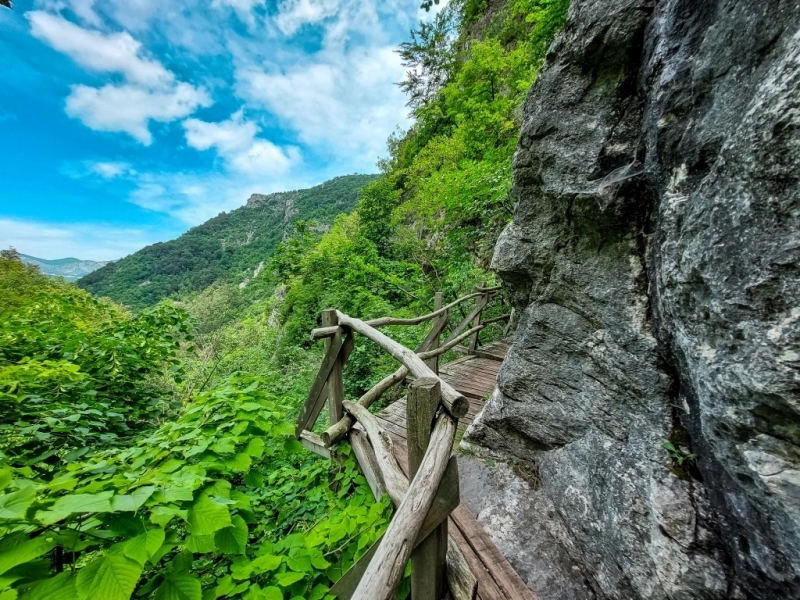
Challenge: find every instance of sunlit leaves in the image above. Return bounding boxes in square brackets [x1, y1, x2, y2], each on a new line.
[153, 574, 202, 600]
[186, 496, 231, 537]
[124, 529, 165, 565]
[76, 554, 143, 600]
[214, 515, 248, 555]
[0, 487, 35, 520]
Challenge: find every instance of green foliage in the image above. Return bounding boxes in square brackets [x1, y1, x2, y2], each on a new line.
[1, 254, 392, 599]
[0, 367, 390, 600]
[78, 175, 378, 310]
[663, 441, 696, 466]
[0, 253, 191, 475]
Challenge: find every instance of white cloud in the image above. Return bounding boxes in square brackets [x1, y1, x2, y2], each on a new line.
[66, 82, 211, 144]
[274, 0, 339, 36]
[89, 161, 132, 178]
[0, 218, 168, 261]
[28, 10, 211, 144]
[212, 0, 264, 26]
[28, 11, 171, 86]
[183, 111, 300, 176]
[237, 44, 408, 168]
[183, 110, 257, 153]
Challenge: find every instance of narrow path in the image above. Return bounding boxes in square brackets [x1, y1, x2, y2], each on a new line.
[374, 340, 538, 600]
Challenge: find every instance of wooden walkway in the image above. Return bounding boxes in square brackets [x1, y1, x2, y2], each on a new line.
[374, 340, 537, 600]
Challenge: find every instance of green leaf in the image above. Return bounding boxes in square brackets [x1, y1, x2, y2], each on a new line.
[250, 554, 281, 574]
[124, 529, 165, 565]
[75, 554, 142, 600]
[286, 556, 311, 572]
[0, 487, 36, 520]
[225, 453, 251, 473]
[214, 515, 248, 555]
[186, 496, 230, 537]
[244, 438, 265, 458]
[275, 572, 304, 586]
[37, 491, 113, 525]
[210, 438, 236, 454]
[22, 572, 78, 600]
[283, 439, 303, 454]
[0, 536, 57, 576]
[111, 487, 156, 512]
[274, 422, 295, 436]
[0, 469, 12, 491]
[154, 574, 202, 600]
[261, 588, 282, 600]
[183, 535, 215, 554]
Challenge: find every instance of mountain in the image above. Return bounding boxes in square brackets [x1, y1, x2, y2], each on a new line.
[78, 174, 378, 308]
[20, 254, 109, 281]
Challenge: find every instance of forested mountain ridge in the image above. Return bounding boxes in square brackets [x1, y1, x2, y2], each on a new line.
[78, 174, 378, 308]
[19, 254, 108, 281]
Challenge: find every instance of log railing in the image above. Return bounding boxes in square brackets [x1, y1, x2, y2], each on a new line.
[294, 286, 506, 600]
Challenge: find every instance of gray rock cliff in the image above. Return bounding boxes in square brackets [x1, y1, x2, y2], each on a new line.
[464, 0, 800, 597]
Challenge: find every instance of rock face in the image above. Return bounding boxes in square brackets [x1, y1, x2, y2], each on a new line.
[464, 0, 800, 598]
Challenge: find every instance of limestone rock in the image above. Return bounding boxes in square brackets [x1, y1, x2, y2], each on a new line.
[465, 0, 800, 597]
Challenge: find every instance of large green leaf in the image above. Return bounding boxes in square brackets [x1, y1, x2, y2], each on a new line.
[0, 469, 12, 491]
[0, 536, 57, 576]
[250, 554, 281, 574]
[76, 554, 142, 600]
[153, 574, 202, 600]
[37, 492, 113, 525]
[243, 438, 265, 458]
[261, 588, 282, 600]
[0, 487, 36, 520]
[274, 572, 304, 586]
[123, 529, 165, 566]
[224, 453, 252, 473]
[214, 516, 248, 555]
[186, 496, 230, 537]
[21, 572, 78, 600]
[184, 534, 215, 554]
[110, 487, 156, 513]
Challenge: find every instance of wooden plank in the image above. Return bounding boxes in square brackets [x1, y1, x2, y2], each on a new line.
[451, 505, 538, 600]
[295, 331, 354, 437]
[473, 348, 506, 361]
[323, 309, 345, 425]
[374, 416, 408, 441]
[448, 519, 505, 600]
[299, 430, 332, 459]
[408, 378, 447, 600]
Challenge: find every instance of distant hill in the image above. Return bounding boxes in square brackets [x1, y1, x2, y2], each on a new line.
[20, 254, 109, 281]
[78, 174, 378, 308]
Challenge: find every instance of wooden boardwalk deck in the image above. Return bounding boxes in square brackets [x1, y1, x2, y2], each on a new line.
[374, 340, 537, 600]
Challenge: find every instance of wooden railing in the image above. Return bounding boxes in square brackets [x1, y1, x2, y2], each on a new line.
[294, 287, 506, 600]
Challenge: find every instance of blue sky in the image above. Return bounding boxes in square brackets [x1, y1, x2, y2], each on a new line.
[0, 0, 430, 260]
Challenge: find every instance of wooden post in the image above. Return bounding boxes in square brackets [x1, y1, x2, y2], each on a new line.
[322, 309, 344, 425]
[426, 292, 443, 375]
[408, 377, 447, 600]
[468, 283, 488, 355]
